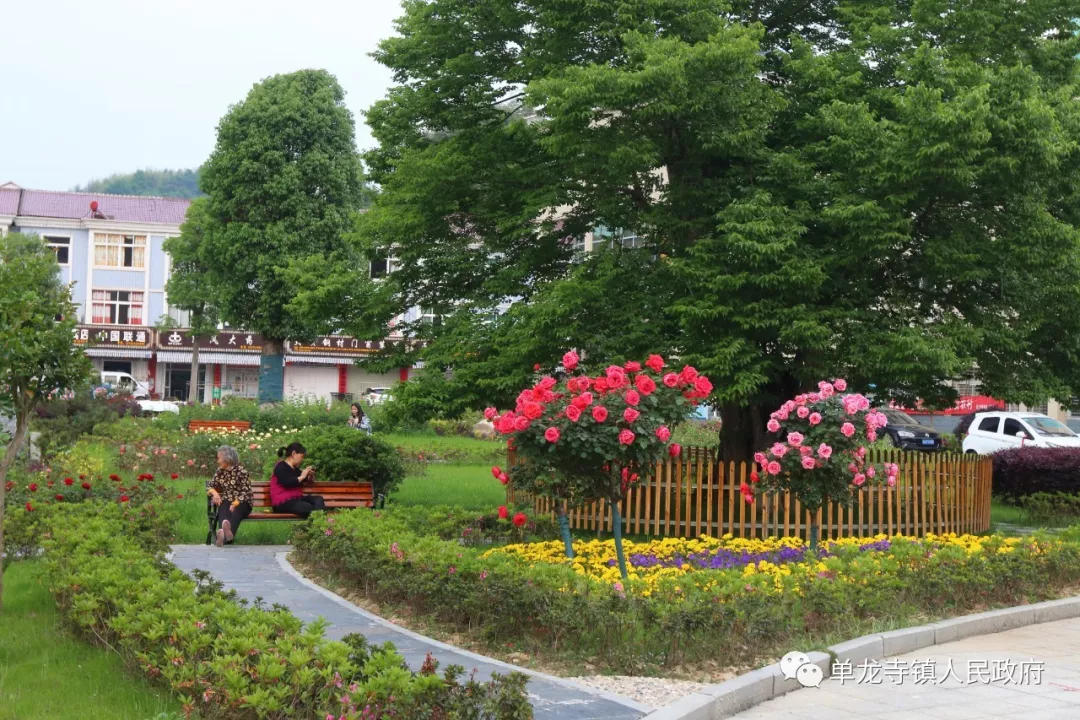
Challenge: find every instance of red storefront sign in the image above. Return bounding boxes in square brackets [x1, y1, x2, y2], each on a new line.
[890, 395, 1005, 416]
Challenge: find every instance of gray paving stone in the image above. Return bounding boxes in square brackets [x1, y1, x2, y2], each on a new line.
[170, 545, 645, 720]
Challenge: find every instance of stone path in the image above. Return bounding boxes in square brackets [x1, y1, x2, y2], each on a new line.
[729, 617, 1080, 720]
[169, 545, 646, 720]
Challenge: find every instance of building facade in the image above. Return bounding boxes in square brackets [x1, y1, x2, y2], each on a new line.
[0, 182, 409, 403]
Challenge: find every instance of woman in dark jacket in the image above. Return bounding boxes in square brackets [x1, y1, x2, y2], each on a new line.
[270, 442, 326, 517]
[208, 445, 253, 546]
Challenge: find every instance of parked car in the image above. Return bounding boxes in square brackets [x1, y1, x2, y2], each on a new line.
[363, 387, 393, 406]
[880, 409, 942, 451]
[962, 412, 1080, 454]
[95, 371, 150, 399]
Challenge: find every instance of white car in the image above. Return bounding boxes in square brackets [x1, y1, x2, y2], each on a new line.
[96, 371, 150, 399]
[962, 412, 1080, 453]
[137, 400, 180, 414]
[363, 387, 393, 406]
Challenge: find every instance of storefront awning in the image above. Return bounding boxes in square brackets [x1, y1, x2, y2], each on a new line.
[285, 354, 353, 365]
[157, 351, 261, 366]
[85, 348, 154, 359]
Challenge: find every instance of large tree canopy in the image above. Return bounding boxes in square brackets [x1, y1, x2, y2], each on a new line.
[198, 69, 366, 401]
[359, 0, 1080, 458]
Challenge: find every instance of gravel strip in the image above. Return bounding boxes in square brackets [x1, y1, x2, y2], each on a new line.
[569, 676, 706, 710]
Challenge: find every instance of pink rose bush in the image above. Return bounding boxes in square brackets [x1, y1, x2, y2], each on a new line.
[747, 379, 898, 547]
[489, 352, 712, 575]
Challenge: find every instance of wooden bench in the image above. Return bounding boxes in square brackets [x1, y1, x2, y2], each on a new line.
[204, 480, 378, 544]
[188, 419, 252, 434]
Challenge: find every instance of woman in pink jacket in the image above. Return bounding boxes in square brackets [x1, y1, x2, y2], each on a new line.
[270, 442, 326, 517]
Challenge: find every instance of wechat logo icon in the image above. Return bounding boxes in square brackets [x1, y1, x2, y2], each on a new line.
[781, 651, 823, 688]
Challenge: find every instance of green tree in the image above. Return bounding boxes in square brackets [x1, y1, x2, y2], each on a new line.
[0, 233, 91, 609]
[360, 0, 1080, 460]
[198, 70, 365, 402]
[164, 198, 219, 403]
[76, 168, 202, 198]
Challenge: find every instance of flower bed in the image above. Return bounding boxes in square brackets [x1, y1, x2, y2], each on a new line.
[31, 502, 532, 720]
[293, 506, 1080, 675]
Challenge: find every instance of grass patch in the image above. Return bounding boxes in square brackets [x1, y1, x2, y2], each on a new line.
[0, 562, 181, 720]
[390, 464, 507, 511]
[382, 433, 505, 465]
[991, 497, 1025, 526]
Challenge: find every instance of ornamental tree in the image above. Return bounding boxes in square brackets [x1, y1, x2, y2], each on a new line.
[0, 233, 91, 610]
[745, 379, 896, 550]
[491, 352, 712, 579]
[197, 69, 365, 402]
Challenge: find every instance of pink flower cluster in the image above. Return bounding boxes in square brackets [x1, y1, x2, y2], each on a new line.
[749, 378, 900, 497]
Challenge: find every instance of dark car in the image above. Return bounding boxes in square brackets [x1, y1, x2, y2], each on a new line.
[880, 409, 942, 451]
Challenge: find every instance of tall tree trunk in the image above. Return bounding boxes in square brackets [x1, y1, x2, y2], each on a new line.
[258, 339, 285, 404]
[0, 412, 30, 612]
[719, 403, 769, 464]
[189, 337, 201, 404]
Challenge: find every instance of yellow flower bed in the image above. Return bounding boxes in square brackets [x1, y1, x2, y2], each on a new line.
[484, 532, 1031, 596]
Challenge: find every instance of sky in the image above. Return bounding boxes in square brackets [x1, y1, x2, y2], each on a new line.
[0, 0, 402, 192]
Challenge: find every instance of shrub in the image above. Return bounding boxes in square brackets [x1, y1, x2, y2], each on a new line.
[992, 447, 1080, 501]
[1021, 492, 1080, 526]
[36, 503, 532, 720]
[32, 390, 142, 458]
[293, 426, 406, 497]
[371, 504, 559, 545]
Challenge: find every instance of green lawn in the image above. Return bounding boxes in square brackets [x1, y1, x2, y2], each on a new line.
[390, 464, 508, 510]
[0, 562, 181, 720]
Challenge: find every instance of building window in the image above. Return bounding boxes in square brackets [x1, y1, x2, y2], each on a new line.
[370, 250, 399, 279]
[593, 225, 642, 250]
[91, 290, 144, 325]
[46, 236, 71, 265]
[420, 308, 444, 326]
[95, 233, 146, 269]
[570, 236, 586, 257]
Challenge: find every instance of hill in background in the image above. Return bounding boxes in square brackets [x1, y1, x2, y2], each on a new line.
[74, 168, 201, 198]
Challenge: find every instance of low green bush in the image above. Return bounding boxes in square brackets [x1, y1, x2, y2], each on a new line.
[34, 502, 532, 719]
[32, 390, 143, 458]
[1022, 492, 1080, 526]
[369, 504, 559, 545]
[293, 426, 407, 497]
[292, 509, 1080, 674]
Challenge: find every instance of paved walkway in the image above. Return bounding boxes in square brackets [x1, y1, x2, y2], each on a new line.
[730, 617, 1080, 720]
[169, 545, 646, 720]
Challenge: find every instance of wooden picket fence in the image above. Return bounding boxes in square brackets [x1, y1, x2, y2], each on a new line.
[505, 448, 993, 541]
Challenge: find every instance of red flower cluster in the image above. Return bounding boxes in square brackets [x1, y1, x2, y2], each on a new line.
[81, 482, 92, 490]
[171, 473, 179, 480]
[63, 477, 74, 486]
[136, 473, 155, 481]
[109, 474, 122, 482]
[490, 354, 712, 448]
[512, 512, 528, 528]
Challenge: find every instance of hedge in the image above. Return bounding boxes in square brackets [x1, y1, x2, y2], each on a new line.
[35, 502, 532, 720]
[292, 507, 1080, 674]
[992, 446, 1080, 501]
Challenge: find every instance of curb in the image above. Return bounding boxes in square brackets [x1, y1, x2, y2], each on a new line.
[641, 595, 1080, 719]
[274, 551, 653, 716]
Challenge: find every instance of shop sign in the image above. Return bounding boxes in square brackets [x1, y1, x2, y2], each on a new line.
[159, 330, 263, 353]
[73, 325, 152, 348]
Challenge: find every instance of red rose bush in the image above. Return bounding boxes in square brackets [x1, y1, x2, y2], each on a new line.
[747, 379, 897, 547]
[488, 352, 712, 578]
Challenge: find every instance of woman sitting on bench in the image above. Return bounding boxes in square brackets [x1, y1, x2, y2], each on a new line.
[270, 442, 327, 517]
[208, 445, 253, 547]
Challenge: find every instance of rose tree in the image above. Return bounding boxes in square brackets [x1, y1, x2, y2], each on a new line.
[745, 379, 897, 549]
[489, 352, 712, 579]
